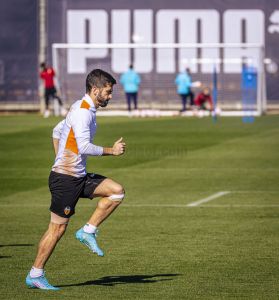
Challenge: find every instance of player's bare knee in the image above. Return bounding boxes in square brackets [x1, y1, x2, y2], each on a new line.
[108, 184, 125, 203]
[107, 182, 124, 195]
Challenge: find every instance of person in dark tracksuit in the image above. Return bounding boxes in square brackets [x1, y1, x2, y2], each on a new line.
[175, 69, 192, 112]
[185, 68, 195, 107]
[120, 65, 141, 112]
[40, 62, 66, 118]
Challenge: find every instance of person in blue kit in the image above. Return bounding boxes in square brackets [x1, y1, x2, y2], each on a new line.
[120, 65, 141, 111]
[175, 68, 193, 112]
[241, 63, 257, 122]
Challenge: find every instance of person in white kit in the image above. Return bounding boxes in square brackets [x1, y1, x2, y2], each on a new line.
[26, 69, 126, 290]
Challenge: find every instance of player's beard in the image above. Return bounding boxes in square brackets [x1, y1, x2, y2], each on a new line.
[96, 92, 109, 107]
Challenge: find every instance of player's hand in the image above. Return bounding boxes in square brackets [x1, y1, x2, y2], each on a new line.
[112, 137, 126, 156]
[192, 81, 202, 88]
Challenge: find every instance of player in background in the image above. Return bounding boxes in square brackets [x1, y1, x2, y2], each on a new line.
[194, 87, 213, 111]
[175, 68, 193, 112]
[40, 62, 67, 118]
[185, 68, 195, 107]
[26, 69, 126, 290]
[120, 64, 141, 112]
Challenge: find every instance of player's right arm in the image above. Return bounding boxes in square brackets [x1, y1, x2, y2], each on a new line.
[52, 119, 65, 155]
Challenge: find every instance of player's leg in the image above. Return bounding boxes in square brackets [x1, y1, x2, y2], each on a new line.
[133, 92, 138, 110]
[126, 93, 131, 111]
[51, 87, 67, 116]
[52, 87, 63, 106]
[201, 102, 207, 110]
[88, 178, 124, 226]
[76, 175, 124, 256]
[52, 88, 67, 116]
[33, 216, 68, 268]
[44, 89, 50, 118]
[189, 90, 195, 106]
[180, 94, 186, 111]
[45, 90, 49, 110]
[53, 94, 63, 106]
[185, 92, 190, 109]
[25, 171, 85, 289]
[26, 214, 68, 290]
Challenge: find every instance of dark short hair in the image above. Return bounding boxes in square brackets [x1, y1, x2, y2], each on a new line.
[40, 62, 46, 69]
[86, 69, 117, 93]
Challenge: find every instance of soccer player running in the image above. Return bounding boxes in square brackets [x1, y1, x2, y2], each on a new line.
[26, 69, 126, 290]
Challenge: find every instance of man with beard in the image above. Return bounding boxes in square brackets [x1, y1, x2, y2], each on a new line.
[26, 69, 126, 290]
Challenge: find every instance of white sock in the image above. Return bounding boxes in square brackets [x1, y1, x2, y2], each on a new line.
[83, 223, 97, 234]
[30, 266, 44, 278]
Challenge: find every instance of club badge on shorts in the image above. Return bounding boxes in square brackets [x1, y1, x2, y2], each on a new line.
[64, 206, 71, 216]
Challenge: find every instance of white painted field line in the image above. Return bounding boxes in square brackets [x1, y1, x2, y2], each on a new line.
[199, 204, 279, 208]
[187, 191, 231, 207]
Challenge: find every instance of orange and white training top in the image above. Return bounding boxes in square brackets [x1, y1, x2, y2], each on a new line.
[52, 94, 103, 177]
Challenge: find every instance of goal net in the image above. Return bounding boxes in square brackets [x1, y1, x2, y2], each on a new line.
[52, 43, 266, 115]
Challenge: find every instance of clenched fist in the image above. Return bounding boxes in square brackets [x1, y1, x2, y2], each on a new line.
[112, 137, 126, 156]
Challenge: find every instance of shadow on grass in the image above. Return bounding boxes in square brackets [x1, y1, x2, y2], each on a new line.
[0, 244, 33, 247]
[0, 244, 33, 259]
[59, 273, 180, 287]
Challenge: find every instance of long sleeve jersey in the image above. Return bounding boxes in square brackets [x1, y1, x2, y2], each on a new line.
[120, 69, 141, 93]
[175, 72, 191, 95]
[194, 93, 213, 110]
[52, 94, 103, 177]
[40, 67, 55, 88]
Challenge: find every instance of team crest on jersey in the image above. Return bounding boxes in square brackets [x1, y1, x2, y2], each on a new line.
[64, 206, 71, 215]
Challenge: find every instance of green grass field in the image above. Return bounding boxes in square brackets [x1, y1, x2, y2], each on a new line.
[0, 114, 279, 299]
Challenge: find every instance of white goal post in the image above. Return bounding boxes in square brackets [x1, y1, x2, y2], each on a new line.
[52, 43, 266, 116]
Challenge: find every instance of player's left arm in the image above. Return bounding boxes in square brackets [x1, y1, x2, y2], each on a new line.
[72, 110, 126, 157]
[136, 73, 141, 85]
[103, 137, 126, 156]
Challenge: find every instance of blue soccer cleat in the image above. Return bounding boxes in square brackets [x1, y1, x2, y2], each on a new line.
[26, 272, 60, 290]
[75, 228, 104, 257]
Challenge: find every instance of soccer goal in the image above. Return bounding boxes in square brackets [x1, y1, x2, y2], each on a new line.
[52, 43, 266, 116]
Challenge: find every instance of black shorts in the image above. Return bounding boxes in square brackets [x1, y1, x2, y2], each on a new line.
[45, 87, 57, 98]
[49, 171, 106, 218]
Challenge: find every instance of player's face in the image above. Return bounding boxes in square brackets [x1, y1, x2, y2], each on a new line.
[203, 88, 210, 96]
[95, 84, 113, 107]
